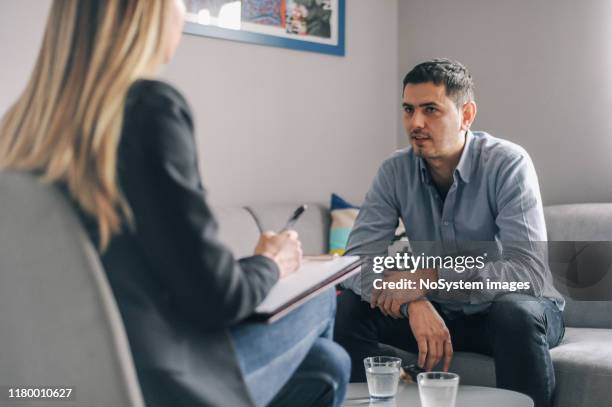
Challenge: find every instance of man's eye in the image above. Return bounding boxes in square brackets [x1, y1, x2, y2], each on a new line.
[403, 107, 413, 114]
[425, 106, 437, 113]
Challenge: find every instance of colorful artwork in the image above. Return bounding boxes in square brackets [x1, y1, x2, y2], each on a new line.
[184, 0, 345, 56]
[242, 0, 285, 26]
[286, 0, 331, 38]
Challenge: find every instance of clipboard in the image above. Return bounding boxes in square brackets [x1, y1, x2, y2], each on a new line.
[251, 255, 366, 323]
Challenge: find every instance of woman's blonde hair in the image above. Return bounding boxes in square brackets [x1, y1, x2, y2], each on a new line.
[0, 0, 171, 250]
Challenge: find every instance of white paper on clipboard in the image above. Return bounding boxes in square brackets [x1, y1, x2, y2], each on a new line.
[254, 255, 362, 317]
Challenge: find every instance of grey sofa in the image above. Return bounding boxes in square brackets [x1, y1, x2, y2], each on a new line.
[1, 170, 610, 407]
[214, 202, 612, 407]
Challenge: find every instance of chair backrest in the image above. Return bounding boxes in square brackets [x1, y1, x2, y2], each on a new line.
[0, 171, 144, 407]
[544, 204, 612, 329]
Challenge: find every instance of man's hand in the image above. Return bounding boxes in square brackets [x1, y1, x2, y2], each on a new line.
[407, 300, 453, 372]
[370, 268, 438, 318]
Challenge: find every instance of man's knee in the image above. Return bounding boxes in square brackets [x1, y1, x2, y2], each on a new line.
[488, 296, 546, 338]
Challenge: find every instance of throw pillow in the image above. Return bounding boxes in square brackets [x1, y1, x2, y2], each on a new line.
[329, 193, 405, 255]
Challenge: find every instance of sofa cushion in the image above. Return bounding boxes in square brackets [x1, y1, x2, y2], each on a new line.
[560, 299, 612, 329]
[212, 206, 261, 259]
[550, 327, 612, 407]
[247, 203, 330, 255]
[545, 204, 612, 241]
[544, 204, 612, 328]
[549, 242, 612, 328]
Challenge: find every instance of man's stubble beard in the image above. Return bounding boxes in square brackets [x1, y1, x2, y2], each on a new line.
[413, 145, 439, 160]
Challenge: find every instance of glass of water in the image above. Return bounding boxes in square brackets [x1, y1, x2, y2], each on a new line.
[417, 372, 459, 407]
[363, 356, 402, 400]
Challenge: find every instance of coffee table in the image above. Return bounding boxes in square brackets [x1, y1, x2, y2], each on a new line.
[343, 382, 533, 406]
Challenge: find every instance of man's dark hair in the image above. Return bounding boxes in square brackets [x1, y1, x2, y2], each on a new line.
[402, 58, 475, 107]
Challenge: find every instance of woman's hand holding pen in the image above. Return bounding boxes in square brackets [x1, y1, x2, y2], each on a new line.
[255, 231, 303, 278]
[254, 204, 307, 278]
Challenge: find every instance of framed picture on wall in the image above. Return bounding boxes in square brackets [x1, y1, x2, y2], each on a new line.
[183, 0, 345, 56]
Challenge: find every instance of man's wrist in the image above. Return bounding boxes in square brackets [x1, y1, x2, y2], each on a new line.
[407, 298, 429, 313]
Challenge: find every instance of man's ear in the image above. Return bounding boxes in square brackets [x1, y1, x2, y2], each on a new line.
[461, 101, 477, 131]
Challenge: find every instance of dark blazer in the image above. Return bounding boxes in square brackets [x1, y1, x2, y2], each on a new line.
[75, 80, 279, 406]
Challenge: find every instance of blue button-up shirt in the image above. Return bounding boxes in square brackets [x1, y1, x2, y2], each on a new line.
[344, 131, 564, 312]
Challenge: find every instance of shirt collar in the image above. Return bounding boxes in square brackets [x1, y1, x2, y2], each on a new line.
[454, 130, 474, 183]
[418, 130, 475, 184]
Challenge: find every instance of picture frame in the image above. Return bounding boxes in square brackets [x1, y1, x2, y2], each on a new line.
[183, 0, 345, 56]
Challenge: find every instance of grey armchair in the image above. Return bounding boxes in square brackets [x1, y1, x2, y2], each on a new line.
[0, 171, 144, 407]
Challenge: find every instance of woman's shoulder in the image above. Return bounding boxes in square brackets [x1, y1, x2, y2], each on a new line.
[125, 79, 191, 114]
[120, 79, 195, 153]
[122, 79, 194, 136]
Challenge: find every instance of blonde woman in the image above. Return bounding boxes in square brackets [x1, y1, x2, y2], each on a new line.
[0, 1, 350, 406]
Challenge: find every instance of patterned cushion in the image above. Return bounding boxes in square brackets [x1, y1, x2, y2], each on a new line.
[329, 193, 405, 255]
[329, 194, 360, 255]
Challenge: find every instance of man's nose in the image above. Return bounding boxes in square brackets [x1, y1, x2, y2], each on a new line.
[410, 110, 425, 130]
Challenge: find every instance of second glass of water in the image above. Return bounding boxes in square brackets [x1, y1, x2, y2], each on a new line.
[417, 372, 459, 407]
[363, 356, 402, 400]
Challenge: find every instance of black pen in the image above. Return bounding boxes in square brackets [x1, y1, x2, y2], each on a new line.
[280, 204, 308, 232]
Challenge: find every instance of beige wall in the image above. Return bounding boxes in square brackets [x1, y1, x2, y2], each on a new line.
[0, 0, 399, 207]
[398, 0, 612, 205]
[0, 1, 50, 116]
[5, 1, 612, 207]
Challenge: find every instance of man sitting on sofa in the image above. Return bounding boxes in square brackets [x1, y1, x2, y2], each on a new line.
[334, 58, 565, 407]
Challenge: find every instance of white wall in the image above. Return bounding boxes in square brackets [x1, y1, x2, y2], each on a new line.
[398, 0, 612, 205]
[0, 0, 399, 207]
[6, 1, 612, 207]
[0, 1, 50, 116]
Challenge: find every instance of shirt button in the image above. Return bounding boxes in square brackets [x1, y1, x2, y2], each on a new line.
[443, 221, 450, 226]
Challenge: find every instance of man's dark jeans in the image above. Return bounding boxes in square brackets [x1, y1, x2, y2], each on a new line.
[334, 290, 565, 407]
